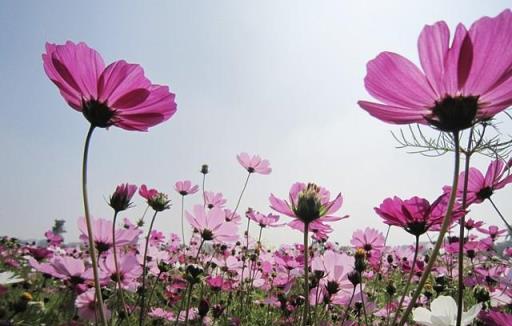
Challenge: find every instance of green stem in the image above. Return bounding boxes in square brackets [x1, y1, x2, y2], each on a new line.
[181, 195, 186, 245]
[112, 211, 129, 321]
[232, 172, 252, 220]
[398, 131, 460, 325]
[489, 198, 512, 235]
[81, 125, 108, 326]
[138, 210, 158, 326]
[359, 278, 369, 325]
[390, 235, 420, 326]
[303, 223, 310, 326]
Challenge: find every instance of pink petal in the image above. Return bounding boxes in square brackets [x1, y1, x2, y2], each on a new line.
[358, 101, 430, 124]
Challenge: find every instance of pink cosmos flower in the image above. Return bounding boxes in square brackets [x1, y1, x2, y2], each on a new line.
[465, 218, 484, 231]
[444, 159, 512, 205]
[246, 209, 284, 228]
[28, 255, 91, 286]
[351, 227, 385, 253]
[75, 288, 111, 321]
[99, 253, 141, 291]
[480, 311, 512, 325]
[358, 10, 512, 132]
[139, 184, 171, 211]
[477, 225, 507, 240]
[186, 205, 239, 242]
[269, 182, 347, 235]
[149, 230, 165, 247]
[44, 230, 63, 246]
[204, 191, 227, 209]
[237, 153, 272, 175]
[78, 217, 140, 253]
[375, 194, 461, 237]
[43, 41, 176, 131]
[109, 183, 137, 212]
[174, 180, 199, 196]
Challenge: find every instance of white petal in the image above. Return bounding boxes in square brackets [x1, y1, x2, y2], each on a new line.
[461, 303, 482, 326]
[413, 307, 434, 325]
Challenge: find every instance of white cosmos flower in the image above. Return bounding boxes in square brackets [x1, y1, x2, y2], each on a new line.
[0, 271, 24, 285]
[413, 295, 481, 326]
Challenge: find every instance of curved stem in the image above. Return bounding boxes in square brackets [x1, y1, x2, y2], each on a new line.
[303, 223, 310, 326]
[456, 129, 473, 326]
[138, 210, 158, 326]
[232, 172, 251, 220]
[398, 131, 461, 326]
[391, 235, 420, 325]
[340, 286, 356, 325]
[147, 271, 164, 309]
[488, 198, 512, 235]
[81, 125, 108, 326]
[112, 211, 129, 321]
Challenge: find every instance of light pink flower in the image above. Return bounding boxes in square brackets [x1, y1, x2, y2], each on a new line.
[78, 217, 140, 253]
[99, 253, 141, 291]
[246, 209, 284, 228]
[237, 153, 272, 175]
[358, 10, 512, 132]
[43, 41, 176, 131]
[204, 191, 227, 209]
[175, 180, 199, 196]
[75, 288, 111, 321]
[44, 230, 63, 246]
[351, 227, 385, 253]
[186, 205, 239, 243]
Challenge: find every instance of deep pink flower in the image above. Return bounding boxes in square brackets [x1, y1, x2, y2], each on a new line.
[465, 218, 484, 231]
[375, 194, 460, 236]
[149, 230, 165, 246]
[43, 41, 176, 131]
[246, 209, 284, 228]
[477, 225, 507, 240]
[445, 159, 512, 205]
[139, 184, 171, 211]
[204, 191, 227, 209]
[174, 180, 199, 196]
[269, 182, 347, 235]
[480, 311, 512, 325]
[237, 153, 272, 175]
[44, 230, 63, 246]
[186, 205, 239, 242]
[109, 183, 137, 212]
[358, 10, 512, 132]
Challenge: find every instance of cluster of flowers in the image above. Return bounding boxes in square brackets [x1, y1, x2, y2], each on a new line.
[2, 7, 512, 326]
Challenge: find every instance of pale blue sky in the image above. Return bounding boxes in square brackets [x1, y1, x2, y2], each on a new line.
[1, 1, 511, 246]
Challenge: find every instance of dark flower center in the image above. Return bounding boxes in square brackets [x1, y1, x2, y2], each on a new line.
[202, 229, 214, 241]
[476, 186, 493, 200]
[326, 281, 339, 295]
[82, 99, 116, 128]
[69, 275, 85, 285]
[363, 244, 373, 251]
[427, 95, 479, 132]
[406, 221, 428, 237]
[96, 241, 111, 253]
[247, 167, 255, 173]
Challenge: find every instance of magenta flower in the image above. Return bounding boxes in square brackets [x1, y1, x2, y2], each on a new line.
[109, 183, 137, 212]
[358, 10, 512, 132]
[186, 205, 239, 242]
[477, 225, 507, 240]
[480, 311, 512, 325]
[246, 209, 284, 228]
[375, 194, 461, 237]
[445, 159, 512, 205]
[237, 153, 272, 175]
[139, 184, 171, 211]
[269, 182, 347, 233]
[204, 191, 227, 209]
[44, 230, 63, 246]
[174, 180, 199, 196]
[99, 253, 141, 291]
[43, 41, 176, 131]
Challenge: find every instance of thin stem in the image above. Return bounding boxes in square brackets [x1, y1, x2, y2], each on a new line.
[303, 223, 310, 326]
[340, 286, 356, 324]
[138, 210, 159, 326]
[181, 195, 185, 245]
[398, 131, 461, 326]
[391, 235, 420, 326]
[81, 125, 108, 326]
[456, 129, 474, 326]
[112, 211, 129, 321]
[184, 282, 194, 326]
[202, 173, 207, 208]
[232, 172, 252, 219]
[488, 198, 512, 234]
[359, 278, 369, 326]
[147, 271, 164, 310]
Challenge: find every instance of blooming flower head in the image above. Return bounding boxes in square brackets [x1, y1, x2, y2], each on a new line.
[186, 205, 239, 242]
[270, 183, 347, 236]
[78, 217, 140, 253]
[445, 159, 512, 205]
[44, 230, 63, 246]
[109, 183, 137, 212]
[358, 10, 512, 133]
[236, 153, 272, 175]
[174, 180, 199, 196]
[43, 41, 176, 131]
[246, 209, 284, 228]
[0, 271, 24, 285]
[374, 194, 461, 237]
[204, 191, 227, 209]
[99, 253, 141, 291]
[477, 225, 507, 240]
[413, 295, 481, 326]
[350, 227, 385, 253]
[139, 184, 171, 211]
[75, 288, 111, 321]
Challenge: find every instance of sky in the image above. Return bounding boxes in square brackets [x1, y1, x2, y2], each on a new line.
[1, 0, 511, 247]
